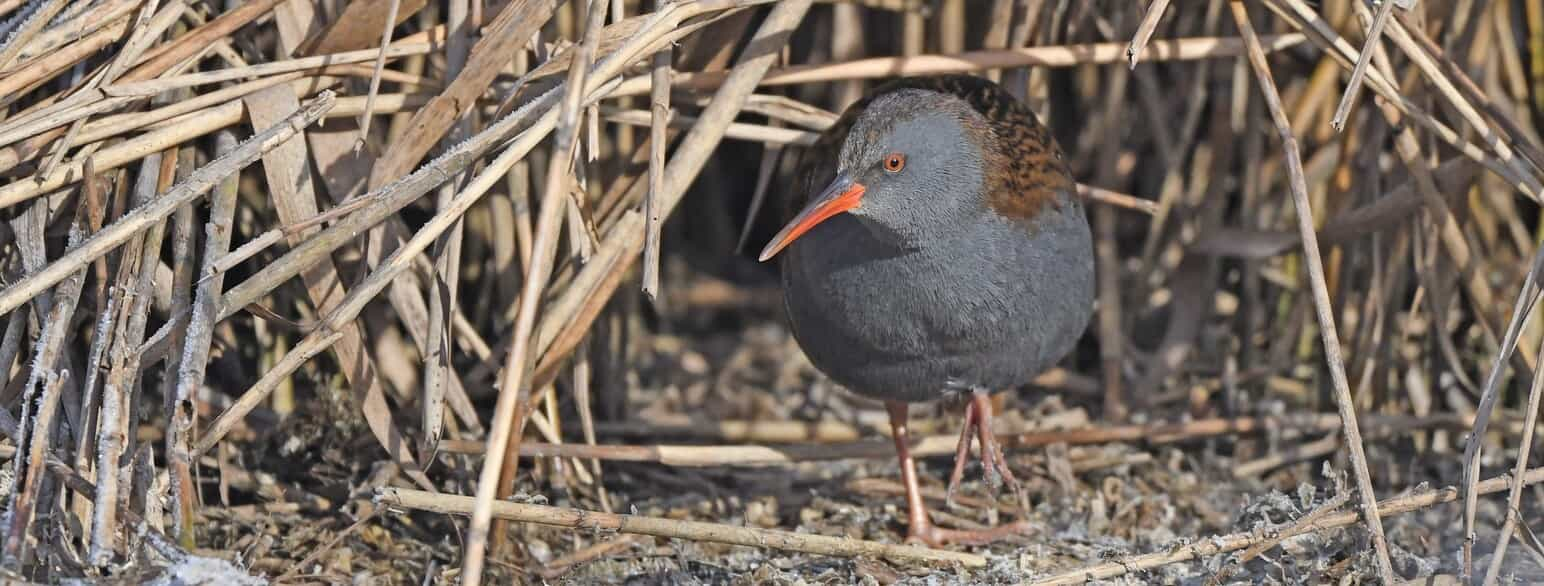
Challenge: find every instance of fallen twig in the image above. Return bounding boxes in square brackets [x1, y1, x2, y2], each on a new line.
[1028, 465, 1544, 585]
[378, 487, 987, 568]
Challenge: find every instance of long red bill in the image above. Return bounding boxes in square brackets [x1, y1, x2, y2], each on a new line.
[758, 176, 865, 262]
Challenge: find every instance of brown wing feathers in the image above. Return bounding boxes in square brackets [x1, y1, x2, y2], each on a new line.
[889, 75, 1072, 221]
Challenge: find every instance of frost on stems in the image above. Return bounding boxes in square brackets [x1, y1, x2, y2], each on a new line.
[0, 0, 45, 54]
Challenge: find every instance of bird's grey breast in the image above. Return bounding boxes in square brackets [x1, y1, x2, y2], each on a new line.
[782, 200, 1094, 401]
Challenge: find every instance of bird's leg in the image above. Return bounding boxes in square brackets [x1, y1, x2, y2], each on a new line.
[886, 402, 933, 537]
[887, 401, 1031, 547]
[944, 387, 1031, 516]
[944, 397, 979, 508]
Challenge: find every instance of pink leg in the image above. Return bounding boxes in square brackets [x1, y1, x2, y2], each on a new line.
[887, 401, 1030, 547]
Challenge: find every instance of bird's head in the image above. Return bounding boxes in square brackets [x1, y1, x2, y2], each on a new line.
[759, 89, 989, 261]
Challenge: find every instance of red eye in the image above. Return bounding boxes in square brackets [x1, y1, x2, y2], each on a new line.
[883, 153, 906, 172]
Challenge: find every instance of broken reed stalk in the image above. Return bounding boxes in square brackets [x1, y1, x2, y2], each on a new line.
[0, 20, 130, 111]
[119, 0, 287, 82]
[354, 0, 403, 149]
[485, 0, 612, 565]
[93, 148, 175, 555]
[641, 6, 671, 300]
[105, 42, 435, 99]
[159, 141, 199, 550]
[0, 91, 336, 316]
[1, 216, 86, 566]
[1227, 2, 1394, 582]
[472, 2, 810, 581]
[207, 0, 763, 331]
[9, 371, 67, 565]
[414, 0, 488, 473]
[1328, 0, 1396, 131]
[165, 130, 239, 567]
[1214, 488, 1353, 583]
[367, 0, 555, 190]
[1482, 251, 1544, 584]
[1261, 0, 1544, 202]
[1463, 248, 1544, 579]
[0, 90, 425, 210]
[1372, 7, 1542, 198]
[1076, 184, 1160, 215]
[473, 0, 609, 574]
[378, 487, 987, 569]
[603, 33, 1307, 96]
[0, 72, 297, 161]
[1126, 0, 1171, 69]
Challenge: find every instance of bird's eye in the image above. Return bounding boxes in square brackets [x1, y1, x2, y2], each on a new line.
[882, 153, 906, 173]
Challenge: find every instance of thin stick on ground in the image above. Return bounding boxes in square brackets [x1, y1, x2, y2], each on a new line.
[1205, 486, 1352, 585]
[437, 411, 1500, 467]
[536, 534, 649, 579]
[1227, 1, 1395, 582]
[276, 508, 384, 582]
[379, 487, 987, 568]
[1029, 466, 1544, 585]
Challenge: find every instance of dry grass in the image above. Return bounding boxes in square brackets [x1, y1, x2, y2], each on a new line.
[1, 0, 1543, 583]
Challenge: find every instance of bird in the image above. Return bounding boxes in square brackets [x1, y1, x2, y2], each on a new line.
[758, 75, 1095, 547]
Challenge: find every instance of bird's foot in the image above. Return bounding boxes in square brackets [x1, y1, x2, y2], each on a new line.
[945, 389, 1030, 516]
[887, 399, 1033, 549]
[904, 518, 1034, 548]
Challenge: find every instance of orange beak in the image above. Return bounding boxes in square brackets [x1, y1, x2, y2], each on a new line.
[758, 174, 866, 262]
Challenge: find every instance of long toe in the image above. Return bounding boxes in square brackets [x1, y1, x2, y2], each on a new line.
[954, 390, 1024, 502]
[908, 520, 1035, 548]
[981, 429, 1031, 515]
[945, 418, 975, 507]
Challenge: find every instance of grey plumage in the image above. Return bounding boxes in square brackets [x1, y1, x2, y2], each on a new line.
[774, 75, 1094, 404]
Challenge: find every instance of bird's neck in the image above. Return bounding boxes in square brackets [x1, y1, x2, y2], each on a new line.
[819, 203, 997, 262]
[865, 195, 998, 250]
